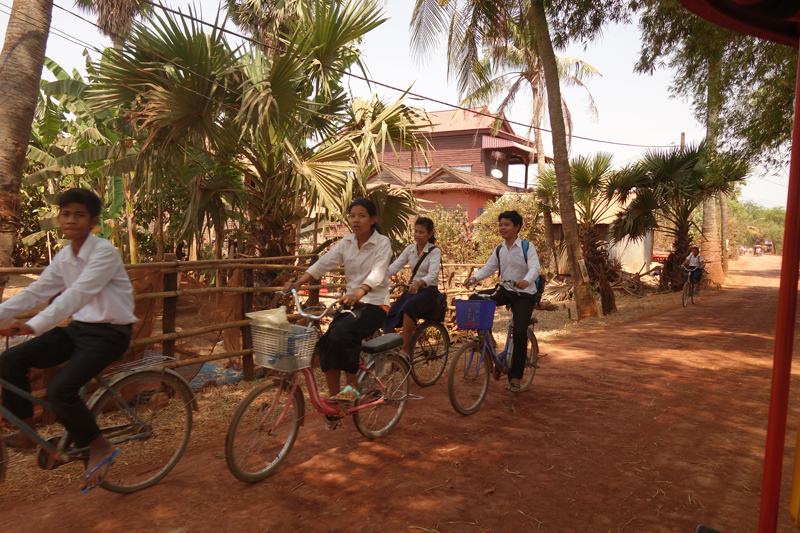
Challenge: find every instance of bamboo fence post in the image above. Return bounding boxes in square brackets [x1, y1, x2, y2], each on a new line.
[162, 270, 178, 358]
[307, 255, 320, 307]
[241, 269, 255, 381]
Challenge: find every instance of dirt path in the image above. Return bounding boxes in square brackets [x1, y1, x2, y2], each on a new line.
[2, 255, 797, 532]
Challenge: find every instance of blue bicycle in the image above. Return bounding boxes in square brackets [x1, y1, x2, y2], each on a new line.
[447, 280, 543, 416]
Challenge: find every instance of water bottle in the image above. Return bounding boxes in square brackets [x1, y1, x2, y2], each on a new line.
[505, 337, 514, 367]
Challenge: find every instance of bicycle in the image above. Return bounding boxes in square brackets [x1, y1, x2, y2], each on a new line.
[447, 280, 544, 416]
[225, 288, 417, 483]
[0, 342, 195, 493]
[390, 283, 450, 387]
[682, 265, 701, 307]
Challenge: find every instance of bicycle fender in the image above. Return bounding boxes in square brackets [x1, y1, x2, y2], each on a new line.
[88, 366, 199, 412]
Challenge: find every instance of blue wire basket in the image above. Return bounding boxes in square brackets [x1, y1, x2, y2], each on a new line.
[454, 299, 497, 330]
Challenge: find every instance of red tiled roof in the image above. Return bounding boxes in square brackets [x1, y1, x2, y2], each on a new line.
[419, 106, 516, 135]
[414, 166, 512, 196]
[366, 164, 427, 189]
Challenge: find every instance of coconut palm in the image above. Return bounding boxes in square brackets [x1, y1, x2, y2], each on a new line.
[88, 1, 427, 257]
[411, 0, 600, 318]
[608, 144, 749, 290]
[0, 0, 53, 281]
[461, 23, 600, 169]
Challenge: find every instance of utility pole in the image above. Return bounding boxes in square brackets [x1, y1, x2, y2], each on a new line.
[680, 132, 686, 150]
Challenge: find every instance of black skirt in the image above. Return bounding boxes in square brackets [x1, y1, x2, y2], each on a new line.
[384, 285, 439, 331]
[317, 303, 387, 375]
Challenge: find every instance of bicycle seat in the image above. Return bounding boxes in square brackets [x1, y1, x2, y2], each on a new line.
[362, 333, 403, 354]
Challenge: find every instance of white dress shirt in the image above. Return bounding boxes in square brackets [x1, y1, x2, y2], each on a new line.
[686, 255, 704, 268]
[387, 242, 441, 288]
[0, 234, 138, 334]
[474, 238, 541, 295]
[306, 231, 392, 306]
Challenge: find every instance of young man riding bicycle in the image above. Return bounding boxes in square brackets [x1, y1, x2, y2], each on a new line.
[465, 210, 540, 394]
[0, 188, 137, 492]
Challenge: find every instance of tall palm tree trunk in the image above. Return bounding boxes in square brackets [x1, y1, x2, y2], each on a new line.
[534, 111, 558, 276]
[529, 0, 598, 319]
[719, 191, 729, 274]
[0, 0, 52, 290]
[702, 45, 724, 284]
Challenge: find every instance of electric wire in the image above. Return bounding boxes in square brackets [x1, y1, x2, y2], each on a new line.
[55, 0, 676, 149]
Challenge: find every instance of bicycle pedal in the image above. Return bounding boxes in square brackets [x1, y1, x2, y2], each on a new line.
[325, 415, 343, 430]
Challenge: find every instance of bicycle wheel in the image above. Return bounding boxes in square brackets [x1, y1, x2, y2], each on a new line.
[89, 370, 193, 493]
[518, 329, 540, 393]
[692, 283, 698, 304]
[354, 354, 411, 439]
[409, 321, 450, 387]
[0, 437, 7, 483]
[447, 340, 490, 416]
[682, 282, 690, 307]
[226, 380, 302, 483]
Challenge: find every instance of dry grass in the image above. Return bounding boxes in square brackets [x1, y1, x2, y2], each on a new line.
[1, 288, 690, 502]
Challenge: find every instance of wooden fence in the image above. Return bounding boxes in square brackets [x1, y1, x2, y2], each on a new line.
[0, 256, 485, 384]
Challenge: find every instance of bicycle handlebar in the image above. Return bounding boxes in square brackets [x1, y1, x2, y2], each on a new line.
[681, 265, 700, 271]
[279, 288, 343, 321]
[468, 279, 519, 299]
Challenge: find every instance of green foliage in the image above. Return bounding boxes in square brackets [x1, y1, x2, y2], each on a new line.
[727, 198, 786, 253]
[400, 205, 475, 263]
[636, 0, 797, 171]
[472, 194, 544, 263]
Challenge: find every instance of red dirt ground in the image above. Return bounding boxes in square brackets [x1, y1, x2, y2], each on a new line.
[1, 255, 798, 532]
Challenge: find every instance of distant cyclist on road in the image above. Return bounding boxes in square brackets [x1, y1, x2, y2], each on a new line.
[682, 247, 704, 287]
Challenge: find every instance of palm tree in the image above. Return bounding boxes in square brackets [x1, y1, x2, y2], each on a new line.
[460, 24, 600, 176]
[608, 145, 749, 290]
[534, 167, 559, 276]
[570, 152, 617, 313]
[0, 0, 53, 285]
[88, 1, 426, 257]
[411, 0, 600, 318]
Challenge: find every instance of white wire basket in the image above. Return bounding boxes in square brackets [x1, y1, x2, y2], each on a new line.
[251, 324, 317, 372]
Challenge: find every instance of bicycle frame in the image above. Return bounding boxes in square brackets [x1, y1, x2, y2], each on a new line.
[463, 322, 515, 379]
[0, 373, 157, 458]
[261, 359, 404, 432]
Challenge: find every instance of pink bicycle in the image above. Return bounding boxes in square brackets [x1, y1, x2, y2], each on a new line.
[225, 289, 415, 483]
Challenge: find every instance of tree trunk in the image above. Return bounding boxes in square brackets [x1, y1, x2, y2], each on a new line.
[534, 111, 558, 276]
[719, 191, 729, 275]
[156, 202, 165, 261]
[124, 172, 138, 263]
[0, 0, 53, 292]
[701, 44, 724, 284]
[541, 206, 558, 276]
[529, 0, 599, 319]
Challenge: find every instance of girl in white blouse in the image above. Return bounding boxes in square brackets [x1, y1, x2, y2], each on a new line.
[385, 217, 442, 356]
[284, 198, 391, 405]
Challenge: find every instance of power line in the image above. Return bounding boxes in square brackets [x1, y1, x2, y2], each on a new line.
[124, 0, 677, 150]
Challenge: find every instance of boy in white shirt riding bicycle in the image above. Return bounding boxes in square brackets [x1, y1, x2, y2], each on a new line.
[465, 210, 540, 394]
[0, 188, 137, 492]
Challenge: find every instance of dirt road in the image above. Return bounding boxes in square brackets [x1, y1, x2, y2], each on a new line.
[1, 255, 797, 532]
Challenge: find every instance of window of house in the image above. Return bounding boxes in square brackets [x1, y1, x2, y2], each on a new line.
[451, 165, 472, 172]
[412, 166, 430, 173]
[477, 207, 484, 216]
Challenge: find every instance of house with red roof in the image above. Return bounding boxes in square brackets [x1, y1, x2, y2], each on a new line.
[368, 106, 547, 218]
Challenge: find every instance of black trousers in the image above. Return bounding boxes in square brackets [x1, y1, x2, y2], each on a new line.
[0, 321, 131, 448]
[317, 304, 386, 375]
[471, 287, 535, 381]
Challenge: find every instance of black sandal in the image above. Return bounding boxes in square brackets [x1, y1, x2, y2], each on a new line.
[507, 382, 521, 394]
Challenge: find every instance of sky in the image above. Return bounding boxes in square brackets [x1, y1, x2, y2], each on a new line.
[0, 0, 790, 209]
